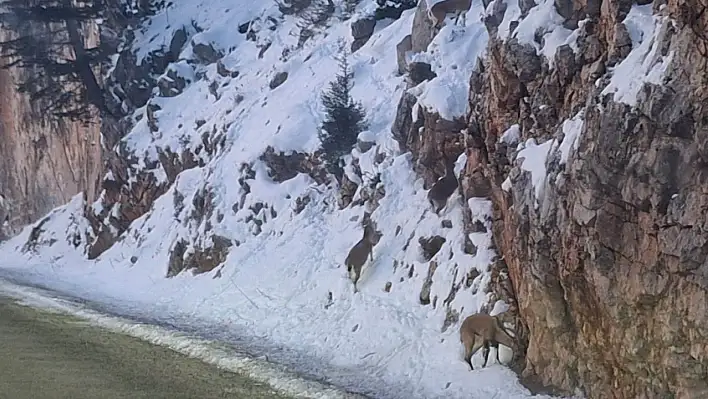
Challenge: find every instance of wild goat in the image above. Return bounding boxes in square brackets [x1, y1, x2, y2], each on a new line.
[427, 161, 458, 215]
[428, 0, 473, 29]
[460, 313, 517, 370]
[345, 215, 382, 292]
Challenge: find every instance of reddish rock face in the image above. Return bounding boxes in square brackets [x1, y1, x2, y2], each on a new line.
[0, 28, 102, 241]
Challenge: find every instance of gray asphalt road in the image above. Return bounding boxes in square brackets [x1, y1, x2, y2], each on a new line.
[0, 297, 291, 399]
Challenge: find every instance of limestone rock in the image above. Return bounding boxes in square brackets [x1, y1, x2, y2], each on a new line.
[168, 27, 188, 60]
[408, 62, 437, 85]
[419, 235, 446, 261]
[396, 34, 412, 75]
[351, 17, 376, 52]
[374, 0, 416, 20]
[410, 0, 435, 53]
[217, 59, 239, 78]
[269, 71, 288, 89]
[192, 41, 224, 64]
[157, 66, 191, 97]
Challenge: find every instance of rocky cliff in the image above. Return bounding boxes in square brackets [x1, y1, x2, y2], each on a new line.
[0, 28, 102, 241]
[399, 0, 708, 397]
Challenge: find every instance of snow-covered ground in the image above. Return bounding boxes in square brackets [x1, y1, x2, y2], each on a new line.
[0, 0, 589, 398]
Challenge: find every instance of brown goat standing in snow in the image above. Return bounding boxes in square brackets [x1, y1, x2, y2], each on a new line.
[345, 214, 382, 292]
[427, 160, 459, 215]
[428, 0, 473, 29]
[459, 313, 517, 370]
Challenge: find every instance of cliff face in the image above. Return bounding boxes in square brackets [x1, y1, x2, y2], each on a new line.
[399, 0, 707, 397]
[0, 27, 102, 240]
[461, 0, 707, 397]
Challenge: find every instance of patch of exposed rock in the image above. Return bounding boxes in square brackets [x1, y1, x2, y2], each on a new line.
[259, 146, 328, 184]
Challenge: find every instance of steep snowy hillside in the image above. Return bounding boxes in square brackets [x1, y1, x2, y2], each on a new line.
[0, 0, 553, 398]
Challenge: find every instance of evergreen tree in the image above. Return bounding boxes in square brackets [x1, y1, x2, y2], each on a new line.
[0, 0, 115, 123]
[318, 46, 367, 178]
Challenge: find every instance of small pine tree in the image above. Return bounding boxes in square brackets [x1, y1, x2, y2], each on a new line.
[318, 46, 367, 178]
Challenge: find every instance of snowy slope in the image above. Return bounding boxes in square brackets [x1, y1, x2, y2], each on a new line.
[0, 1, 577, 398]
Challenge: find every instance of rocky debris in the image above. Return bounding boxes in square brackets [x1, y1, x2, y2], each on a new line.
[269, 71, 289, 89]
[338, 173, 359, 209]
[277, 0, 312, 15]
[146, 102, 161, 132]
[156, 147, 199, 184]
[167, 239, 188, 277]
[258, 41, 272, 59]
[181, 235, 233, 275]
[85, 139, 202, 259]
[441, 306, 459, 332]
[192, 40, 224, 64]
[109, 25, 187, 113]
[111, 50, 160, 110]
[410, 0, 436, 52]
[351, 17, 376, 52]
[608, 22, 632, 65]
[259, 146, 327, 184]
[391, 91, 421, 150]
[408, 62, 437, 85]
[157, 65, 192, 97]
[86, 217, 116, 260]
[396, 34, 412, 75]
[483, 0, 508, 33]
[21, 217, 52, 253]
[216, 60, 239, 78]
[419, 260, 438, 305]
[190, 186, 216, 226]
[238, 20, 252, 34]
[168, 27, 189, 60]
[374, 0, 417, 20]
[419, 235, 446, 261]
[410, 113, 466, 188]
[294, 194, 311, 214]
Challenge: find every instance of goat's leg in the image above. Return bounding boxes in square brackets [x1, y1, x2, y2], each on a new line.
[464, 336, 475, 370]
[461, 12, 467, 27]
[493, 341, 501, 364]
[482, 341, 490, 368]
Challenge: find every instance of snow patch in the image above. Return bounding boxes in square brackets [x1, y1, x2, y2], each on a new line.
[497, 0, 580, 66]
[517, 138, 555, 205]
[499, 124, 521, 145]
[408, 3, 488, 120]
[601, 5, 674, 106]
[557, 111, 585, 165]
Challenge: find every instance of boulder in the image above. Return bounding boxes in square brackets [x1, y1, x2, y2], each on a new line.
[269, 71, 289, 89]
[192, 41, 224, 64]
[396, 34, 412, 75]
